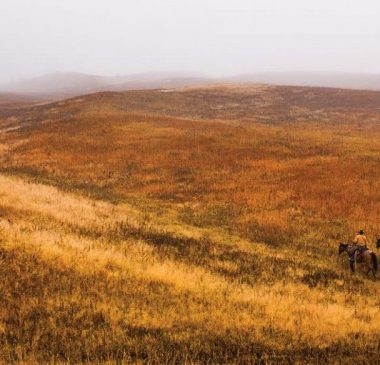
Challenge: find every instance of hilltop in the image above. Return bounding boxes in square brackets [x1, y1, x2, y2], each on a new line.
[1, 72, 214, 99]
[0, 85, 380, 363]
[229, 72, 380, 91]
[0, 92, 42, 108]
[2, 71, 380, 100]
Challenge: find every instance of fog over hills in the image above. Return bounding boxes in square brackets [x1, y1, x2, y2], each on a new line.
[1, 72, 214, 98]
[0, 92, 44, 110]
[1, 71, 380, 99]
[2, 72, 107, 97]
[229, 72, 380, 91]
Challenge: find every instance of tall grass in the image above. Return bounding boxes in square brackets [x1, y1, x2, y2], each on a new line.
[0, 86, 380, 363]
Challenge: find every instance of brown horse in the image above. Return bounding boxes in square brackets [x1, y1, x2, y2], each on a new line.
[339, 243, 378, 279]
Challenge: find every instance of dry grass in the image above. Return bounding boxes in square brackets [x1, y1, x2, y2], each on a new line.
[0, 85, 380, 363]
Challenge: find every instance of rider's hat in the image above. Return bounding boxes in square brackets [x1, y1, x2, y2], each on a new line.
[359, 230, 364, 235]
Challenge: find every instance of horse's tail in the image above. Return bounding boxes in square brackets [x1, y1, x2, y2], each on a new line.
[371, 252, 378, 273]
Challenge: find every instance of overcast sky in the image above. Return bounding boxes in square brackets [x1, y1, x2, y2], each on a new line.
[1, 0, 380, 84]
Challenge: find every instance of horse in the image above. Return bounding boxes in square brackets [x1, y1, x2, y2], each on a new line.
[338, 243, 378, 279]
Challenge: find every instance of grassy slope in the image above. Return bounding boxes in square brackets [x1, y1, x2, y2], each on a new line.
[0, 85, 380, 363]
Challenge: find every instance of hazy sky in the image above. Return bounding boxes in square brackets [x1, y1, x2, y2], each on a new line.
[1, 0, 380, 83]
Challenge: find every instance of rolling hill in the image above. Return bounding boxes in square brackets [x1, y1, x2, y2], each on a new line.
[229, 72, 380, 91]
[0, 92, 42, 107]
[0, 85, 380, 363]
[1, 72, 214, 99]
[2, 71, 380, 100]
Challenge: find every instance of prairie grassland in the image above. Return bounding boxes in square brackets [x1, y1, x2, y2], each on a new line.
[0, 86, 380, 363]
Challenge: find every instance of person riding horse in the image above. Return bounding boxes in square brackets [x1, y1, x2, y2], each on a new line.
[339, 232, 378, 278]
[348, 230, 368, 263]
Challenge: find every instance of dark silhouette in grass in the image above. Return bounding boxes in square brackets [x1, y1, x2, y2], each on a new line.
[339, 243, 378, 279]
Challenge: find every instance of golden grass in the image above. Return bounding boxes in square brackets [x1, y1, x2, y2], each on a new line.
[0, 86, 380, 363]
[0, 174, 379, 363]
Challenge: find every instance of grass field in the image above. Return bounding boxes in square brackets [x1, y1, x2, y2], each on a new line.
[0, 85, 380, 363]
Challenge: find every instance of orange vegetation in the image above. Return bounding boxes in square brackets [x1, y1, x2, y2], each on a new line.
[0, 85, 379, 363]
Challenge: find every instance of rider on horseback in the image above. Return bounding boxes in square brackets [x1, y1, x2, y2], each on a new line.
[339, 234, 378, 278]
[348, 230, 368, 263]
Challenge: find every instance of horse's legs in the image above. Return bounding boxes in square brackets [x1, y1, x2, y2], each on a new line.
[365, 260, 376, 280]
[350, 251, 359, 273]
[350, 260, 355, 273]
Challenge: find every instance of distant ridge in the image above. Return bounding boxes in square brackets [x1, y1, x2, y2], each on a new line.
[1, 71, 380, 99]
[227, 72, 380, 91]
[0, 72, 214, 98]
[2, 72, 107, 98]
[0, 92, 43, 109]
